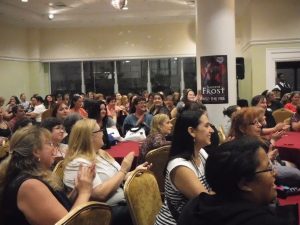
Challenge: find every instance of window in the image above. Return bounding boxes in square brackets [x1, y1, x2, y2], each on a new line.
[83, 61, 114, 96]
[150, 58, 181, 94]
[117, 60, 148, 95]
[49, 57, 197, 96]
[183, 57, 197, 91]
[50, 62, 81, 96]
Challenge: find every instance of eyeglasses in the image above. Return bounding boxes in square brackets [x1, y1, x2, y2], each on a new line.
[93, 128, 104, 133]
[254, 163, 274, 175]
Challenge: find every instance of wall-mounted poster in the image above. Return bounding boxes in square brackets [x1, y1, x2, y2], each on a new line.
[200, 55, 228, 104]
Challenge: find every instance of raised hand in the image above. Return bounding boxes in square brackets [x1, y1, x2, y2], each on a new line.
[75, 163, 95, 195]
[120, 152, 135, 173]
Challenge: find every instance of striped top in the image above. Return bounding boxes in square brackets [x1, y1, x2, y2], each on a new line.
[154, 148, 210, 225]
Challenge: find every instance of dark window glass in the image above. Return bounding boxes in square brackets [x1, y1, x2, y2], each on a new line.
[183, 57, 197, 91]
[83, 61, 114, 96]
[150, 58, 181, 95]
[50, 62, 81, 96]
[117, 60, 148, 95]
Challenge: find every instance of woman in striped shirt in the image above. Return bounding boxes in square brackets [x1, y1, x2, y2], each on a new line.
[155, 109, 213, 225]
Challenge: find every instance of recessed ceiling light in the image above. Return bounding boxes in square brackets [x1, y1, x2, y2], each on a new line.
[21, 0, 28, 2]
[48, 13, 54, 20]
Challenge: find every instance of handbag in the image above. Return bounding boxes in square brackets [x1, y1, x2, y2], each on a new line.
[123, 126, 146, 142]
[106, 127, 123, 142]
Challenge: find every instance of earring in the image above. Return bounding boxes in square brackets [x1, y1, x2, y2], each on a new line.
[37, 157, 40, 162]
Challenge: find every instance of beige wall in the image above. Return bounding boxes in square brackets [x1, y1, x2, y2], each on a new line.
[0, 60, 30, 102]
[0, 22, 195, 102]
[237, 0, 300, 102]
[39, 22, 196, 61]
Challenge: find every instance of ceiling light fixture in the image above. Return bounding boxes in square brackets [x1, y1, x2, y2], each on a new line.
[48, 13, 54, 20]
[21, 0, 28, 2]
[111, 0, 128, 10]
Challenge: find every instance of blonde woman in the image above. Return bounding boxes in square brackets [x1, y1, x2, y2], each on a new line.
[0, 126, 94, 225]
[139, 114, 172, 163]
[63, 119, 151, 225]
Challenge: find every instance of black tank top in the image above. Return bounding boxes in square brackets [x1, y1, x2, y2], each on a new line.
[0, 126, 11, 138]
[1, 173, 71, 225]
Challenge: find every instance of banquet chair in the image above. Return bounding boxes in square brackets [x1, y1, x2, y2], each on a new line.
[0, 140, 9, 162]
[145, 145, 171, 195]
[52, 159, 64, 181]
[124, 170, 162, 225]
[217, 126, 226, 144]
[55, 201, 112, 225]
[41, 109, 52, 122]
[170, 117, 176, 134]
[272, 108, 294, 124]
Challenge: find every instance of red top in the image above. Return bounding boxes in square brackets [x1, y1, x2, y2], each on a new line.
[284, 103, 297, 112]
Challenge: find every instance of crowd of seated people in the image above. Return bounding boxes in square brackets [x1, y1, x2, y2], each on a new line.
[0, 85, 299, 225]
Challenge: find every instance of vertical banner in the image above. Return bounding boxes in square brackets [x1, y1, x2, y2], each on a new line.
[200, 55, 228, 104]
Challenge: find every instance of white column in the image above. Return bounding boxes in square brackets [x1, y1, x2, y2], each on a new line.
[81, 61, 86, 93]
[147, 60, 152, 93]
[114, 61, 118, 93]
[180, 58, 185, 94]
[196, 0, 237, 128]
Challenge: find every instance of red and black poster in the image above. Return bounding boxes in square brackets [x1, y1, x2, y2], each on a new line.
[200, 55, 228, 104]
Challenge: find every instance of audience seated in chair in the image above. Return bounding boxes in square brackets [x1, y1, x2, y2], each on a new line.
[0, 126, 95, 225]
[139, 114, 172, 163]
[229, 107, 300, 187]
[178, 137, 288, 225]
[154, 109, 213, 225]
[63, 119, 152, 225]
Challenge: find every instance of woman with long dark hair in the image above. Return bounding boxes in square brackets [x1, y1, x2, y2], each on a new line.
[86, 100, 116, 149]
[155, 109, 213, 225]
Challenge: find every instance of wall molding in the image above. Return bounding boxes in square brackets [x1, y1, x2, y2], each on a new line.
[241, 38, 300, 52]
[0, 56, 40, 62]
[266, 47, 300, 90]
[0, 54, 196, 62]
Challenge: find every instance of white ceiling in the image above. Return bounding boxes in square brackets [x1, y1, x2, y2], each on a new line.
[0, 0, 198, 28]
[0, 0, 248, 28]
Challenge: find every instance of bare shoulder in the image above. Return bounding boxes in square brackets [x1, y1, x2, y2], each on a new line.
[19, 178, 46, 189]
[18, 178, 51, 197]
